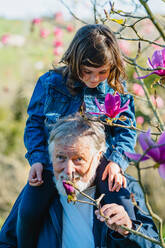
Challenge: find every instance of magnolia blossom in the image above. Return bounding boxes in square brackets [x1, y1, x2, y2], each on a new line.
[32, 18, 42, 25]
[54, 27, 63, 39]
[53, 40, 63, 47]
[63, 181, 76, 202]
[63, 181, 75, 195]
[66, 24, 74, 32]
[138, 48, 165, 79]
[151, 95, 164, 108]
[125, 130, 165, 180]
[40, 28, 50, 38]
[133, 83, 145, 97]
[90, 93, 130, 119]
[1, 34, 10, 45]
[118, 40, 131, 56]
[54, 12, 63, 22]
[53, 47, 64, 56]
[136, 116, 144, 126]
[152, 41, 162, 50]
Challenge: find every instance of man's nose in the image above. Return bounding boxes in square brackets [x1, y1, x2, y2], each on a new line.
[64, 159, 75, 177]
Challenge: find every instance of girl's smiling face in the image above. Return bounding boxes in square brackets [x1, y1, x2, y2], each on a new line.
[80, 63, 111, 88]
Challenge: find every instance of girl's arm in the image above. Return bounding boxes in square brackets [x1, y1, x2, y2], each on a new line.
[24, 72, 50, 167]
[102, 84, 137, 191]
[105, 87, 137, 172]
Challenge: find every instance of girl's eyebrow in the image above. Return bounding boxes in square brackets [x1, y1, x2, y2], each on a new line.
[81, 66, 110, 71]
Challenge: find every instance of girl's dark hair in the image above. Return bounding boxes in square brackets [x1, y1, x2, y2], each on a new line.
[54, 24, 126, 94]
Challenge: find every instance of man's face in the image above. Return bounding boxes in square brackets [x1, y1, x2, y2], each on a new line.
[52, 137, 100, 195]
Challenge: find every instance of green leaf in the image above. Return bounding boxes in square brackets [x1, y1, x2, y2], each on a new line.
[110, 18, 124, 24]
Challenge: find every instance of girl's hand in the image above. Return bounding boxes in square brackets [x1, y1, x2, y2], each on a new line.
[102, 162, 126, 192]
[28, 163, 44, 186]
[95, 203, 132, 236]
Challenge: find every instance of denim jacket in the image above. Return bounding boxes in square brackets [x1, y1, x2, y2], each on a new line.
[24, 70, 137, 171]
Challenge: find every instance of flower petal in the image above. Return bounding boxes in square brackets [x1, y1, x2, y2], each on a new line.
[95, 98, 104, 112]
[88, 112, 102, 115]
[138, 130, 160, 162]
[125, 152, 149, 161]
[148, 57, 154, 68]
[63, 181, 75, 195]
[158, 164, 165, 180]
[105, 93, 115, 111]
[152, 49, 165, 68]
[157, 131, 165, 162]
[117, 99, 130, 115]
[136, 72, 155, 79]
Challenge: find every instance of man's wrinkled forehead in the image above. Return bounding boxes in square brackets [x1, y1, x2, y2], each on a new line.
[54, 137, 94, 157]
[55, 144, 88, 157]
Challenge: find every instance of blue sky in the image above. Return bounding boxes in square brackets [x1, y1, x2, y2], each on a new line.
[0, 0, 164, 20]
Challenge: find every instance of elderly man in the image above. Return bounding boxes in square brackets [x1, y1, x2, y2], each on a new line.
[0, 114, 161, 248]
[36, 114, 159, 248]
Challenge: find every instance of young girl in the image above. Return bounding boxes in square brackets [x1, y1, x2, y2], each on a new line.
[0, 24, 136, 248]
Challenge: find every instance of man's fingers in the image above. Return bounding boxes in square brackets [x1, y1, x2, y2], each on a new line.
[108, 174, 114, 191]
[111, 174, 122, 192]
[122, 176, 127, 188]
[102, 166, 108, 180]
[36, 169, 43, 182]
[29, 181, 43, 187]
[29, 178, 38, 183]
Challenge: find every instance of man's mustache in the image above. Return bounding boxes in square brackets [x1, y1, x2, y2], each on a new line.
[60, 172, 80, 183]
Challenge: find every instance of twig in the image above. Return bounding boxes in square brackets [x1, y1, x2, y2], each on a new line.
[136, 162, 165, 247]
[138, 0, 165, 41]
[59, 0, 88, 24]
[64, 179, 163, 246]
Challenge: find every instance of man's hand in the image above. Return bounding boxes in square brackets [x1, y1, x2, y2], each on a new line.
[95, 203, 132, 236]
[28, 163, 44, 186]
[102, 161, 126, 192]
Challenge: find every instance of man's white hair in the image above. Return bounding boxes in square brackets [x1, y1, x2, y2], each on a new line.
[48, 113, 106, 163]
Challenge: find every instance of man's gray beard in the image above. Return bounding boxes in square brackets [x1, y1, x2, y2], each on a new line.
[53, 160, 98, 196]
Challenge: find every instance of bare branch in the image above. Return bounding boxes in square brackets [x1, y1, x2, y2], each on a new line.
[59, 0, 88, 24]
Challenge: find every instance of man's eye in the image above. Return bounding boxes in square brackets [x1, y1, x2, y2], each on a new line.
[56, 155, 66, 160]
[74, 157, 85, 163]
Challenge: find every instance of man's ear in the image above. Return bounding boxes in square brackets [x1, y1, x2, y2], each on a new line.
[97, 151, 103, 162]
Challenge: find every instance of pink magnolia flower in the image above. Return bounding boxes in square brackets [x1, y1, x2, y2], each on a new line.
[90, 93, 130, 119]
[66, 24, 74, 32]
[63, 180, 76, 203]
[133, 83, 145, 97]
[32, 18, 42, 25]
[142, 19, 153, 35]
[118, 40, 131, 56]
[54, 12, 63, 22]
[152, 40, 163, 50]
[138, 48, 165, 79]
[53, 40, 63, 47]
[53, 47, 64, 56]
[125, 129, 165, 179]
[40, 28, 50, 38]
[63, 181, 75, 195]
[1, 34, 10, 45]
[136, 116, 144, 125]
[151, 95, 164, 108]
[54, 27, 63, 39]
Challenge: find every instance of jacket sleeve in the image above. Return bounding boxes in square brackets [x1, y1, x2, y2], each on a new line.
[107, 175, 161, 248]
[105, 83, 137, 172]
[24, 73, 50, 166]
